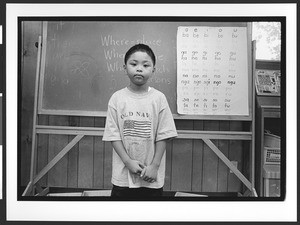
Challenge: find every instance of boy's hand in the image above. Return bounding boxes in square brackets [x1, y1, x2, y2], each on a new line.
[140, 164, 159, 183]
[124, 159, 145, 175]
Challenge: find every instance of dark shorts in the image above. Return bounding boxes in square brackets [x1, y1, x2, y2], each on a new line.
[111, 185, 163, 199]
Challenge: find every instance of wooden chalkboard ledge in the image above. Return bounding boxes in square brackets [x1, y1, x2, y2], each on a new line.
[36, 125, 251, 140]
[177, 130, 252, 140]
[173, 114, 253, 121]
[36, 125, 105, 136]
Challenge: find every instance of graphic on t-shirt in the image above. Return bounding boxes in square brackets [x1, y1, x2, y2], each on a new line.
[123, 120, 151, 139]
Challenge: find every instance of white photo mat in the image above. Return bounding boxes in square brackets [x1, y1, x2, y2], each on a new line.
[6, 3, 297, 222]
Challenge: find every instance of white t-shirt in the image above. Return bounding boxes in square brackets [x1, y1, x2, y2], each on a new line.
[102, 87, 178, 188]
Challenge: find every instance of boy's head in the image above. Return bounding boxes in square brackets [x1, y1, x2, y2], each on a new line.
[124, 44, 156, 66]
[123, 44, 156, 88]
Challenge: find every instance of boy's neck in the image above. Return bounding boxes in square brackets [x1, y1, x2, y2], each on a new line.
[128, 84, 150, 93]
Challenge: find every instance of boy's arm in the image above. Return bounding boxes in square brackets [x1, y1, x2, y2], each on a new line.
[151, 140, 167, 168]
[111, 140, 145, 174]
[140, 139, 167, 182]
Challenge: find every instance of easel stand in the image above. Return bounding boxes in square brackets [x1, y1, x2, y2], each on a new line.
[23, 128, 257, 196]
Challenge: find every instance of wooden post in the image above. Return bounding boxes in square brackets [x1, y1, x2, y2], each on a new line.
[23, 36, 42, 196]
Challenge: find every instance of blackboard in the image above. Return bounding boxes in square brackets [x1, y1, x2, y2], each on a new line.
[38, 21, 251, 118]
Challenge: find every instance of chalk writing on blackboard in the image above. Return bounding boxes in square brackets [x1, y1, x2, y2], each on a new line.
[100, 34, 167, 74]
[177, 26, 249, 115]
[40, 21, 178, 115]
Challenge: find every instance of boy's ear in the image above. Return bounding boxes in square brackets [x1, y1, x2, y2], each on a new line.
[123, 65, 127, 73]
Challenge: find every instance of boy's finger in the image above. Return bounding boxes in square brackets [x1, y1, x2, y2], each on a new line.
[140, 168, 146, 177]
[138, 162, 145, 169]
[131, 174, 136, 184]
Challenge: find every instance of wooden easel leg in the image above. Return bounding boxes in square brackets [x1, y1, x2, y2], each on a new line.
[251, 187, 258, 197]
[23, 135, 84, 196]
[203, 138, 257, 196]
[242, 188, 257, 197]
[33, 134, 84, 185]
[36, 187, 49, 196]
[23, 36, 42, 197]
[22, 181, 33, 196]
[34, 183, 49, 196]
[242, 189, 251, 196]
[35, 183, 43, 193]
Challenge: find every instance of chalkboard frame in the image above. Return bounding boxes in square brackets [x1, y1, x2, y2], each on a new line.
[37, 19, 253, 121]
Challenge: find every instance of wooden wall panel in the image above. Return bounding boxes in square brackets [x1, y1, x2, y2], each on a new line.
[103, 142, 112, 189]
[93, 136, 104, 189]
[242, 141, 251, 193]
[67, 116, 80, 188]
[78, 117, 94, 188]
[171, 139, 193, 191]
[47, 116, 69, 187]
[93, 117, 106, 189]
[191, 139, 204, 192]
[171, 120, 194, 191]
[228, 121, 243, 192]
[192, 121, 204, 192]
[217, 121, 230, 192]
[36, 115, 49, 187]
[164, 141, 173, 191]
[202, 121, 219, 192]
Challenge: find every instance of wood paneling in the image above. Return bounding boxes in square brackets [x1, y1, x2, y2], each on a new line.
[164, 141, 173, 191]
[67, 116, 79, 188]
[228, 121, 243, 192]
[202, 121, 219, 192]
[36, 115, 49, 187]
[171, 139, 193, 191]
[217, 121, 230, 192]
[78, 118, 94, 188]
[47, 116, 69, 187]
[103, 142, 112, 189]
[93, 118, 105, 189]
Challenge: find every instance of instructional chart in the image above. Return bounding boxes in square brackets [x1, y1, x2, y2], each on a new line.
[177, 26, 249, 115]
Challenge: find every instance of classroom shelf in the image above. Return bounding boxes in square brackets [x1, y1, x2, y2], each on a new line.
[255, 95, 281, 197]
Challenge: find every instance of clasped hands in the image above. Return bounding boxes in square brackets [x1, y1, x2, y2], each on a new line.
[125, 159, 158, 183]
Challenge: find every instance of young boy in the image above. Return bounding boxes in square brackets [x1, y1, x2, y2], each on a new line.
[102, 44, 177, 198]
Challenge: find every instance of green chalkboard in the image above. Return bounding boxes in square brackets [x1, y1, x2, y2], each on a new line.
[38, 20, 251, 117]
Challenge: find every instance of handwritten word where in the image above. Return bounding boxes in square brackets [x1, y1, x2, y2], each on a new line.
[101, 35, 162, 47]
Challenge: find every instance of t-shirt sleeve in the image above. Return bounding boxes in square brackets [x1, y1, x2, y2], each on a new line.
[102, 99, 121, 142]
[155, 95, 178, 142]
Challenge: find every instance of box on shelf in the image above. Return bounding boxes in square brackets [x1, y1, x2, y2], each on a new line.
[264, 132, 280, 148]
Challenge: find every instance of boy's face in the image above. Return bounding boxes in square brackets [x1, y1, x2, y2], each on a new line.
[124, 51, 155, 87]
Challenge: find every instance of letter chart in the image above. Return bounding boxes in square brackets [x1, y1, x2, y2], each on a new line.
[177, 26, 249, 115]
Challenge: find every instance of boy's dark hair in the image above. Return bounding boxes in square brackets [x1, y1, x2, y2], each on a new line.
[124, 43, 156, 66]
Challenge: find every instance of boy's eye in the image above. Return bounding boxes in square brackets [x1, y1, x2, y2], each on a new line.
[130, 63, 136, 66]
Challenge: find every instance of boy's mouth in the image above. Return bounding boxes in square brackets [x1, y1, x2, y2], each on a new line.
[134, 74, 144, 79]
